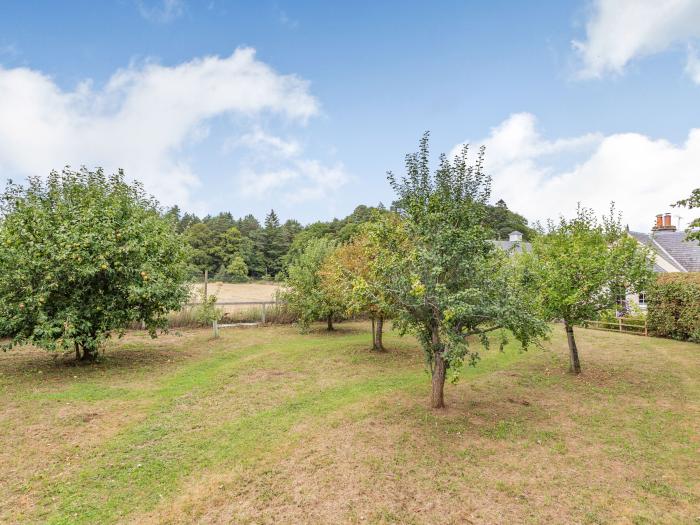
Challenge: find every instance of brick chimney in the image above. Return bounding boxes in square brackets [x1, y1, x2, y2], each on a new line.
[653, 212, 677, 232]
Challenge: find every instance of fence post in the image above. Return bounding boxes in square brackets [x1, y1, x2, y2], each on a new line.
[203, 269, 208, 302]
[618, 317, 622, 332]
[261, 303, 266, 324]
[644, 319, 648, 336]
[213, 319, 219, 338]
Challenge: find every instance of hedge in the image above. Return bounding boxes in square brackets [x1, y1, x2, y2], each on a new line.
[647, 273, 700, 342]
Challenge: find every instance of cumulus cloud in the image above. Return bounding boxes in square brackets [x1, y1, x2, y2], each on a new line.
[573, 0, 700, 82]
[0, 48, 319, 208]
[224, 128, 301, 158]
[137, 0, 185, 23]
[235, 142, 350, 203]
[454, 113, 700, 231]
[685, 45, 700, 84]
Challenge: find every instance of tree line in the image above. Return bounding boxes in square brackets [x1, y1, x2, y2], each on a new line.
[166, 196, 533, 283]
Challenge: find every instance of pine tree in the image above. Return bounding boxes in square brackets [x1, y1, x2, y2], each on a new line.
[261, 210, 286, 278]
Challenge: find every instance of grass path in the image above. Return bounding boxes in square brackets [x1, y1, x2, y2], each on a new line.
[1, 323, 698, 524]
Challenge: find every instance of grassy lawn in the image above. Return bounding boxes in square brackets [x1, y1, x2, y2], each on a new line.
[0, 323, 698, 524]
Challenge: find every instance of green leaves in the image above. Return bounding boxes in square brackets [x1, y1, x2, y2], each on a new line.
[647, 274, 700, 341]
[674, 188, 700, 241]
[282, 237, 344, 331]
[0, 168, 190, 356]
[527, 204, 654, 325]
[380, 133, 548, 373]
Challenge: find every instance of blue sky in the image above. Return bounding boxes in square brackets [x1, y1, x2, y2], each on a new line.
[1, 0, 699, 230]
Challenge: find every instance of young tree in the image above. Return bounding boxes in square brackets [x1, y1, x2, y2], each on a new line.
[321, 226, 393, 350]
[282, 237, 344, 331]
[0, 168, 190, 360]
[527, 205, 654, 374]
[378, 133, 548, 408]
[225, 255, 249, 282]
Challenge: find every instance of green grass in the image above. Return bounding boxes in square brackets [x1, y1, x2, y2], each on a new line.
[1, 323, 698, 524]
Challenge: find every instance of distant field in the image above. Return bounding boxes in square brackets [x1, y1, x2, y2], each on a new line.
[1, 324, 698, 524]
[186, 282, 283, 320]
[190, 281, 281, 303]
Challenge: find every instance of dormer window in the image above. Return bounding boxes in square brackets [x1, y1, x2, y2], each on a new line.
[509, 231, 523, 242]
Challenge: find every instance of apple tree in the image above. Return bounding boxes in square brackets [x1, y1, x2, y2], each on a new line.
[526, 205, 654, 374]
[0, 168, 191, 360]
[377, 133, 548, 408]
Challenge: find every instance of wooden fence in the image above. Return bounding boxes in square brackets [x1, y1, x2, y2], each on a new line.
[185, 301, 278, 322]
[584, 317, 648, 336]
[185, 300, 281, 337]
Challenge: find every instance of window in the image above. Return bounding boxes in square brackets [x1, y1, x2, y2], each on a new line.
[638, 292, 647, 306]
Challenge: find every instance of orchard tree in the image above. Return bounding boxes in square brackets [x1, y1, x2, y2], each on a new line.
[282, 237, 345, 331]
[378, 133, 548, 408]
[0, 168, 191, 360]
[321, 226, 393, 350]
[527, 205, 654, 374]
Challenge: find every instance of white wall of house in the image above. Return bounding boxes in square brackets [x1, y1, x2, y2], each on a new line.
[626, 291, 647, 312]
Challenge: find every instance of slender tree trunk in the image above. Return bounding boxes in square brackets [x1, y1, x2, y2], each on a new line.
[74, 342, 81, 361]
[327, 314, 334, 331]
[374, 316, 385, 351]
[371, 316, 376, 349]
[564, 321, 581, 374]
[430, 327, 446, 409]
[80, 347, 95, 362]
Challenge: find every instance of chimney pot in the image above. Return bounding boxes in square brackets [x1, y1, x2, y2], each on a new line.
[664, 213, 672, 227]
[656, 214, 663, 228]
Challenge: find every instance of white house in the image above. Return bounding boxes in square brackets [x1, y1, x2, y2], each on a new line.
[627, 213, 700, 310]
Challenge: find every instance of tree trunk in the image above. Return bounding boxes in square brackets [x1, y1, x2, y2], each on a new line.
[374, 316, 385, 351]
[371, 316, 376, 349]
[564, 321, 581, 374]
[327, 314, 334, 331]
[430, 327, 446, 409]
[74, 342, 81, 361]
[80, 346, 95, 362]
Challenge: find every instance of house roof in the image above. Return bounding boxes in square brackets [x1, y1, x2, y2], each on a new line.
[491, 240, 531, 253]
[629, 230, 700, 272]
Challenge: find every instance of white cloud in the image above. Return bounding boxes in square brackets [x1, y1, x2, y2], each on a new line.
[239, 168, 300, 196]
[224, 128, 301, 157]
[137, 0, 185, 23]
[236, 148, 350, 203]
[455, 112, 700, 231]
[0, 48, 319, 208]
[685, 45, 700, 83]
[573, 0, 700, 82]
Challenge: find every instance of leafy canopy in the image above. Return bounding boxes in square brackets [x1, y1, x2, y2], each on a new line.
[0, 168, 190, 357]
[320, 222, 393, 320]
[282, 237, 345, 331]
[377, 133, 547, 377]
[527, 205, 654, 324]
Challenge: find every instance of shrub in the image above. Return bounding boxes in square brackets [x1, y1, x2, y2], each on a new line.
[647, 273, 700, 342]
[192, 295, 223, 325]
